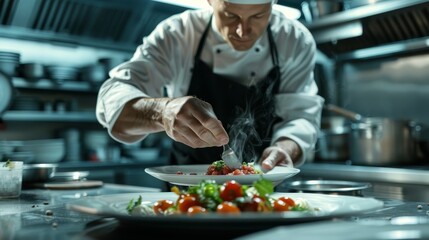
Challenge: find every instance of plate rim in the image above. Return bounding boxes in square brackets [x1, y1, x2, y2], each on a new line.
[66, 192, 384, 224]
[144, 164, 300, 186]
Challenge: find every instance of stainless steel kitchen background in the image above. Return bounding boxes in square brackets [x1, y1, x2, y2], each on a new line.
[1, 0, 429, 197]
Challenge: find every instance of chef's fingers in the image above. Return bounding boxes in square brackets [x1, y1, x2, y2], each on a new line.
[162, 96, 228, 147]
[260, 146, 293, 171]
[191, 113, 228, 146]
[188, 99, 229, 146]
[166, 121, 211, 148]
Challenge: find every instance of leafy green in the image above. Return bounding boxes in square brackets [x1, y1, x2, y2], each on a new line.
[290, 205, 310, 211]
[126, 195, 143, 213]
[253, 177, 274, 197]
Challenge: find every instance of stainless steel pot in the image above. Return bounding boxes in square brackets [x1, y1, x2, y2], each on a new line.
[350, 118, 419, 166]
[316, 116, 350, 162]
[325, 104, 420, 166]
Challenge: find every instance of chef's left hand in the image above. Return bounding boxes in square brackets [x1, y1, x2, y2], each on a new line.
[259, 138, 301, 171]
[259, 146, 293, 171]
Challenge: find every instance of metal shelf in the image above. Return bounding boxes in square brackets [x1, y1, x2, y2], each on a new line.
[2, 110, 97, 122]
[12, 77, 97, 92]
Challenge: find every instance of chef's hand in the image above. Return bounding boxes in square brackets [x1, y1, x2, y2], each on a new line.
[162, 96, 229, 148]
[259, 138, 302, 171]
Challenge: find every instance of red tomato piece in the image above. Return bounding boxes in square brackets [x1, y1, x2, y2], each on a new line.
[216, 201, 240, 214]
[177, 195, 200, 213]
[219, 180, 243, 201]
[187, 206, 208, 215]
[153, 199, 174, 215]
[272, 198, 294, 212]
[277, 196, 296, 207]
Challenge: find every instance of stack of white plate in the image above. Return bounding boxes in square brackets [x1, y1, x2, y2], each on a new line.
[0, 141, 19, 160]
[0, 51, 20, 77]
[15, 139, 65, 163]
[45, 65, 79, 84]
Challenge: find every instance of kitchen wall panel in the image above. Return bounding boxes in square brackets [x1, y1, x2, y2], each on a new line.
[339, 53, 429, 127]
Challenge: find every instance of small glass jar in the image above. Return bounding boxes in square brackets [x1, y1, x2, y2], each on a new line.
[0, 161, 23, 198]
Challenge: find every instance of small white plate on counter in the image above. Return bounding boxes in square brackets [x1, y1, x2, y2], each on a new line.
[145, 164, 300, 186]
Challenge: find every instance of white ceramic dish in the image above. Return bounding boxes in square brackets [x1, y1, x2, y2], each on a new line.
[67, 192, 384, 232]
[144, 164, 300, 186]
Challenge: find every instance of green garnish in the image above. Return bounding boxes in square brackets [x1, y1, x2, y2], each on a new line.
[211, 160, 226, 171]
[187, 179, 222, 211]
[253, 177, 274, 196]
[127, 195, 143, 213]
[2, 159, 15, 170]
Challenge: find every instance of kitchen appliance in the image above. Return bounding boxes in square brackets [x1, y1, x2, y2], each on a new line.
[325, 104, 420, 166]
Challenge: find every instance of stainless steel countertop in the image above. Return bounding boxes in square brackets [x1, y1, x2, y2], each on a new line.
[1, 181, 428, 240]
[278, 162, 429, 202]
[299, 163, 429, 186]
[0, 183, 161, 239]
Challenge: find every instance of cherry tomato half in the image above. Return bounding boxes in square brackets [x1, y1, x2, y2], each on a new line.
[277, 196, 296, 207]
[187, 206, 208, 215]
[153, 199, 174, 215]
[177, 195, 200, 213]
[219, 180, 243, 201]
[216, 201, 241, 214]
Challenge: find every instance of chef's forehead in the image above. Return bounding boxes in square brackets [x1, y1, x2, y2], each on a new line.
[222, 0, 277, 4]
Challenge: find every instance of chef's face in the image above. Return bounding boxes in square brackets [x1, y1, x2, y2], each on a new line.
[208, 0, 272, 51]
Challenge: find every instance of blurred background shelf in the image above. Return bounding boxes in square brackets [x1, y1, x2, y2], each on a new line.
[12, 77, 97, 92]
[2, 110, 97, 122]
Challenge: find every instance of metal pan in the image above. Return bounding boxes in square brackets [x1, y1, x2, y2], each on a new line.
[283, 180, 372, 196]
[23, 163, 90, 183]
[23, 163, 58, 183]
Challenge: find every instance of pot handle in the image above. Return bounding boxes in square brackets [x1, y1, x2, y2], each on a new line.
[324, 104, 363, 122]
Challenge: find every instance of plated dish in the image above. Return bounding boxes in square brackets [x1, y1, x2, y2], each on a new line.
[67, 192, 384, 236]
[144, 164, 300, 186]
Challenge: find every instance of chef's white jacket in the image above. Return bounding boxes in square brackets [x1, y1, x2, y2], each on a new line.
[96, 8, 324, 165]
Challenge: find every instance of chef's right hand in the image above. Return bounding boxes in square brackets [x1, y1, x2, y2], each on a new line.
[162, 96, 229, 148]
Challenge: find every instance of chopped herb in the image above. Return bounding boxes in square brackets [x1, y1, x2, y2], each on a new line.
[211, 160, 226, 171]
[2, 160, 15, 170]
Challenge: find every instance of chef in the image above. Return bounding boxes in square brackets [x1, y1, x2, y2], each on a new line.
[96, 0, 324, 171]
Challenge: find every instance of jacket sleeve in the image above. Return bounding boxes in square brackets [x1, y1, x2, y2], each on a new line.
[95, 13, 196, 144]
[272, 18, 324, 166]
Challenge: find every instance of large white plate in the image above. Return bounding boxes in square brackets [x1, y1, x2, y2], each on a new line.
[144, 164, 300, 186]
[67, 192, 384, 237]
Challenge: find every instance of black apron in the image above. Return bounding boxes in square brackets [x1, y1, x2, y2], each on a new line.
[171, 16, 280, 165]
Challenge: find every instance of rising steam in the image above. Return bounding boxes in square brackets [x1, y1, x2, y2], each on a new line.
[228, 79, 277, 163]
